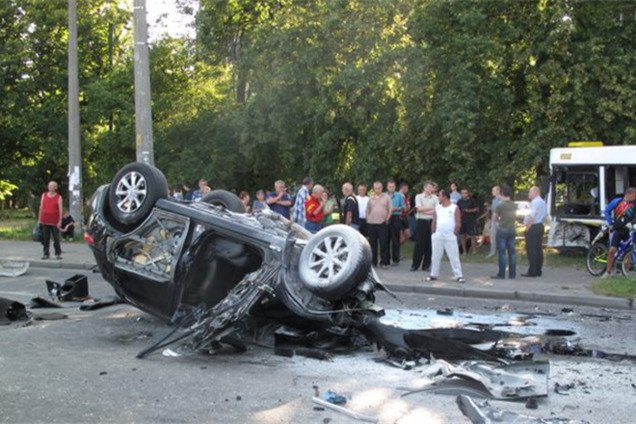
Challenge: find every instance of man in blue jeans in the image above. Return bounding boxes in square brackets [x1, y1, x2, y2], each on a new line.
[386, 179, 405, 265]
[491, 185, 517, 279]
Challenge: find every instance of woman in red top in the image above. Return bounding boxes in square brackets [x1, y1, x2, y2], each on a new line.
[38, 181, 63, 259]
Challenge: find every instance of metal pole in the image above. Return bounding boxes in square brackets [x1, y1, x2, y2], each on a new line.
[133, 0, 154, 165]
[67, 0, 83, 231]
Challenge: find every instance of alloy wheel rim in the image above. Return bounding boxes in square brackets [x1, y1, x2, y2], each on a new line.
[114, 171, 148, 213]
[307, 235, 350, 285]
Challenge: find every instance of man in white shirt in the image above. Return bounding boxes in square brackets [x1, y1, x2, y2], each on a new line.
[522, 186, 547, 277]
[356, 183, 370, 237]
[426, 189, 465, 283]
[411, 181, 438, 271]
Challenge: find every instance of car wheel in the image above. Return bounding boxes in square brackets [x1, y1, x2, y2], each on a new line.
[108, 162, 168, 226]
[201, 190, 245, 213]
[298, 224, 371, 300]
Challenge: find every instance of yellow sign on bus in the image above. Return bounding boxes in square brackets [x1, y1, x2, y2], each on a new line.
[567, 141, 604, 147]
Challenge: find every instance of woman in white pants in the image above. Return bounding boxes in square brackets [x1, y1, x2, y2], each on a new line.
[426, 189, 466, 283]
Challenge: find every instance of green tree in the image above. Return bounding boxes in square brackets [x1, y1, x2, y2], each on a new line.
[3, 0, 132, 205]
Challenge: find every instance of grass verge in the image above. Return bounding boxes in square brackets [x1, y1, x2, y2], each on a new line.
[0, 208, 82, 242]
[592, 277, 636, 299]
[0, 209, 35, 240]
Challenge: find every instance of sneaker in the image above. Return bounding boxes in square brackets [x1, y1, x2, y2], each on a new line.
[486, 253, 495, 258]
[425, 276, 438, 282]
[55, 255, 62, 260]
[456, 277, 466, 283]
[600, 272, 611, 279]
[41, 255, 49, 260]
[490, 275, 505, 280]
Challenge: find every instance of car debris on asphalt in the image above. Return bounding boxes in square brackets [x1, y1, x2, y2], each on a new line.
[0, 297, 28, 325]
[0, 260, 29, 277]
[311, 397, 378, 423]
[456, 394, 590, 424]
[402, 358, 549, 400]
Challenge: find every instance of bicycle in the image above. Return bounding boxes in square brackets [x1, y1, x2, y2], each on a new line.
[586, 223, 636, 278]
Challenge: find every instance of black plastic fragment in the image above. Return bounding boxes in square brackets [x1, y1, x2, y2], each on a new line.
[30, 297, 63, 309]
[60, 274, 89, 301]
[0, 297, 28, 324]
[33, 312, 68, 320]
[80, 295, 123, 311]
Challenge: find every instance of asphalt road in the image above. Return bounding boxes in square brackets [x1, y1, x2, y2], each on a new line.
[1, 268, 635, 423]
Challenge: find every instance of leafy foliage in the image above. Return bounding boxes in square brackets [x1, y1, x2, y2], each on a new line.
[1, 0, 634, 208]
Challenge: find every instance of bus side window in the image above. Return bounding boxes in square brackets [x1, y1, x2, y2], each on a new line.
[605, 166, 617, 201]
[628, 166, 636, 189]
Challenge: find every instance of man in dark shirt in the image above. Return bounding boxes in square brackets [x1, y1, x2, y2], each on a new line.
[457, 188, 479, 254]
[60, 210, 76, 240]
[341, 182, 360, 229]
[492, 185, 517, 279]
[266, 180, 292, 219]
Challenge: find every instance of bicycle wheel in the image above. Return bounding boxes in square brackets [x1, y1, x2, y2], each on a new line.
[586, 242, 608, 276]
[621, 247, 636, 279]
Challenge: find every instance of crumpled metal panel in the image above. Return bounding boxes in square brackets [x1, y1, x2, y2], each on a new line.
[456, 394, 590, 424]
[0, 260, 29, 277]
[403, 359, 549, 400]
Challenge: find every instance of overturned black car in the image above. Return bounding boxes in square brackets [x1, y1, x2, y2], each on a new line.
[86, 162, 502, 361]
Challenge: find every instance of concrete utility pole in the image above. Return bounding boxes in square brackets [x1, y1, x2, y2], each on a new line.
[133, 0, 154, 165]
[67, 0, 83, 231]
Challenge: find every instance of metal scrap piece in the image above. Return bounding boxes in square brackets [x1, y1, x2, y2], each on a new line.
[0, 260, 29, 277]
[554, 382, 575, 395]
[403, 359, 549, 400]
[446, 360, 549, 399]
[456, 394, 590, 424]
[311, 397, 378, 423]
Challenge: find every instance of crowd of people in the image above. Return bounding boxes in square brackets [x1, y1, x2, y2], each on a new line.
[171, 176, 554, 283]
[38, 172, 635, 282]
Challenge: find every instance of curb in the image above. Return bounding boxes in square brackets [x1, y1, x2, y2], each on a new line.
[20, 260, 97, 271]
[384, 283, 634, 311]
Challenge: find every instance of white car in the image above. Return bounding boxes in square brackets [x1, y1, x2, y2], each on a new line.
[515, 201, 530, 223]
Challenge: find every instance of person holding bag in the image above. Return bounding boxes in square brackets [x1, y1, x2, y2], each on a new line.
[38, 181, 63, 260]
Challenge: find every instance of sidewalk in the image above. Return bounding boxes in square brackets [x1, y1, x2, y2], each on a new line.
[1, 240, 633, 310]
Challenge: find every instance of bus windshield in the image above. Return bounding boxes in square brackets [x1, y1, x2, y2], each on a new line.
[553, 167, 599, 217]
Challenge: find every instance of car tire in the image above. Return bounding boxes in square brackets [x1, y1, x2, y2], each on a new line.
[298, 224, 372, 300]
[107, 162, 168, 226]
[201, 190, 245, 213]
